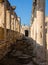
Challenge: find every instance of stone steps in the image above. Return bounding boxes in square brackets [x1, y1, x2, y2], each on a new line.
[0, 36, 37, 65]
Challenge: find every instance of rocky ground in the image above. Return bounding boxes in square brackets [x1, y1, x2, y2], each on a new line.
[0, 36, 38, 65]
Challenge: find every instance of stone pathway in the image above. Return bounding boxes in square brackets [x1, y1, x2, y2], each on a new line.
[0, 36, 36, 65]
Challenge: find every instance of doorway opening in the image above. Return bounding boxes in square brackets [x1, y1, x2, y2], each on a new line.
[25, 30, 28, 37]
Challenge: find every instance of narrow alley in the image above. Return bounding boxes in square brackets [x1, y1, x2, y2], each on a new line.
[0, 0, 48, 65]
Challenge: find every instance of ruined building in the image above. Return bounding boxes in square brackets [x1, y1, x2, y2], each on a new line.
[0, 0, 48, 65]
[0, 0, 21, 59]
[30, 0, 48, 65]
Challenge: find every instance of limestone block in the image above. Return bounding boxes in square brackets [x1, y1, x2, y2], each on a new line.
[6, 10, 11, 29]
[0, 3, 5, 28]
[11, 15, 14, 30]
[16, 20, 19, 32]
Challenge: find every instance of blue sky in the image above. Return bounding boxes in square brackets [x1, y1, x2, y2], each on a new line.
[9, 0, 48, 26]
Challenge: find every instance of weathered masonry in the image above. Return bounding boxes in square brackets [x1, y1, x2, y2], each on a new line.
[0, 0, 48, 65]
[21, 25, 30, 37]
[0, 0, 21, 60]
[30, 0, 48, 65]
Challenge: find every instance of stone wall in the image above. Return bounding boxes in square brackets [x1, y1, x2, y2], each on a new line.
[0, 0, 21, 60]
[21, 25, 30, 37]
[30, 0, 47, 65]
[45, 17, 48, 65]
